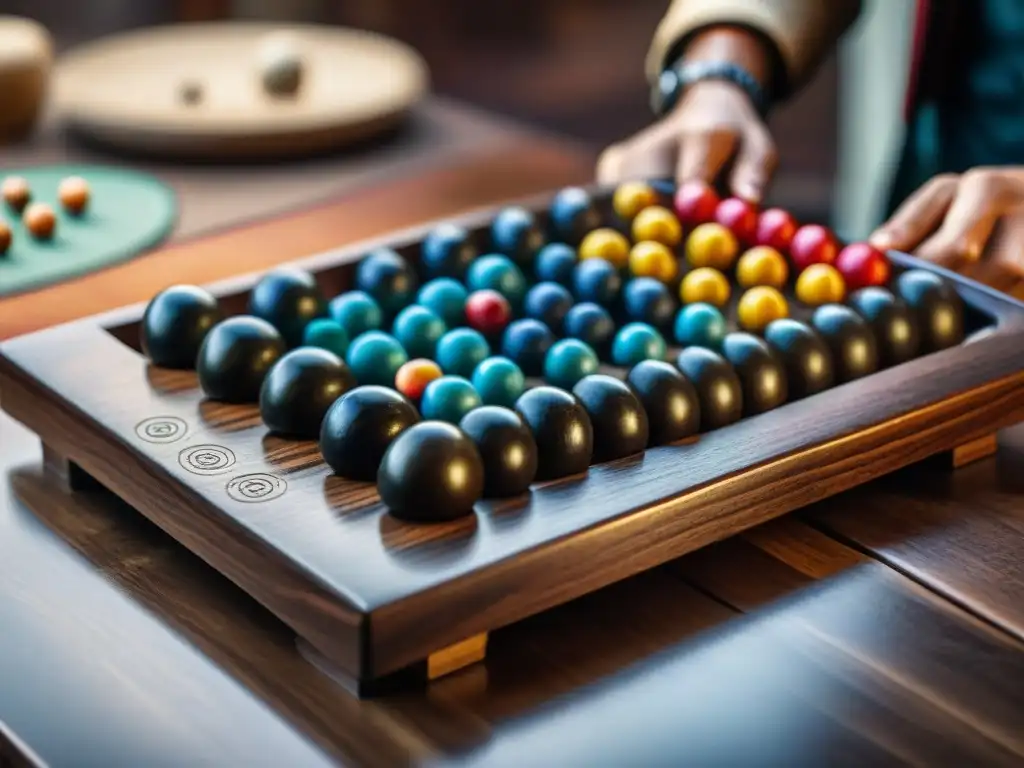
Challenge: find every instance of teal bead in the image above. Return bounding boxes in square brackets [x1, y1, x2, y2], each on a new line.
[345, 331, 408, 386]
[674, 303, 728, 349]
[436, 328, 490, 378]
[612, 323, 666, 367]
[420, 376, 482, 424]
[392, 306, 447, 359]
[472, 356, 526, 408]
[328, 291, 383, 340]
[543, 338, 599, 391]
[417, 278, 468, 328]
[302, 318, 350, 358]
[467, 254, 528, 308]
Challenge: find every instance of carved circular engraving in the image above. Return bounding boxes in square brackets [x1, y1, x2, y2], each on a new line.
[135, 416, 188, 444]
[226, 473, 287, 503]
[178, 444, 236, 475]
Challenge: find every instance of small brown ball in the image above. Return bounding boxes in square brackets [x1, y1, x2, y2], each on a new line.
[58, 176, 90, 215]
[0, 221, 11, 256]
[180, 80, 203, 105]
[23, 202, 56, 240]
[2, 176, 31, 212]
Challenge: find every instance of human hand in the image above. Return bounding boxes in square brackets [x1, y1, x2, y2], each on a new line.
[869, 168, 1024, 294]
[597, 79, 777, 202]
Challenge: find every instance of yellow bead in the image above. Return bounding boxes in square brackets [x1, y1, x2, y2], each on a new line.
[737, 286, 789, 333]
[685, 222, 739, 270]
[736, 246, 789, 289]
[629, 240, 678, 283]
[579, 227, 631, 268]
[632, 205, 682, 247]
[680, 267, 731, 308]
[795, 263, 846, 306]
[613, 181, 659, 220]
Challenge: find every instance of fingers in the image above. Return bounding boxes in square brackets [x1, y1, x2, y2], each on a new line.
[962, 214, 1024, 294]
[596, 120, 680, 186]
[913, 171, 1015, 269]
[675, 128, 738, 190]
[869, 174, 958, 253]
[729, 123, 777, 203]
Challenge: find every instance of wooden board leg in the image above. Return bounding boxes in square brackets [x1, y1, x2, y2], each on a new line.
[41, 443, 100, 492]
[427, 633, 488, 681]
[944, 433, 999, 470]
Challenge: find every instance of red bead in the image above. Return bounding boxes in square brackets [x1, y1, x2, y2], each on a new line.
[673, 181, 720, 228]
[465, 289, 512, 335]
[714, 197, 758, 244]
[789, 224, 838, 272]
[754, 208, 797, 252]
[836, 242, 891, 290]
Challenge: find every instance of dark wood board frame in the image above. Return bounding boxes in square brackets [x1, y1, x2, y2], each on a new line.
[3, 187, 1024, 694]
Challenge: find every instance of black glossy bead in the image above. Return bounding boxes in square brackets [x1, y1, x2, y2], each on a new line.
[258, 347, 356, 439]
[196, 316, 286, 403]
[460, 406, 539, 498]
[355, 247, 419, 316]
[141, 284, 222, 369]
[378, 421, 484, 522]
[625, 360, 700, 445]
[550, 186, 602, 245]
[896, 269, 965, 352]
[514, 386, 594, 481]
[491, 206, 546, 269]
[622, 277, 677, 330]
[572, 374, 649, 462]
[675, 347, 743, 431]
[420, 223, 478, 280]
[811, 304, 880, 383]
[501, 319, 556, 377]
[764, 319, 834, 400]
[720, 332, 788, 416]
[524, 281, 575, 333]
[319, 386, 420, 481]
[248, 268, 327, 348]
[847, 287, 921, 367]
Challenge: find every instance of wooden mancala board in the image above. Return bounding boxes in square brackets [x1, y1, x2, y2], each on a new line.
[3, 186, 1024, 696]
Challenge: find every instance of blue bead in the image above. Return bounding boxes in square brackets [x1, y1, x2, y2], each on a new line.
[467, 254, 528, 308]
[501, 318, 555, 377]
[612, 323, 666, 368]
[524, 281, 575, 334]
[535, 243, 577, 286]
[436, 328, 490, 378]
[420, 376, 482, 424]
[417, 278, 468, 328]
[329, 291, 383, 339]
[420, 223, 477, 280]
[572, 258, 622, 306]
[302, 318, 350, 358]
[564, 302, 616, 352]
[674, 303, 728, 349]
[623, 277, 677, 329]
[346, 331, 408, 386]
[354, 248, 418, 315]
[491, 206, 546, 268]
[550, 186, 600, 245]
[472, 356, 526, 408]
[544, 338, 599, 390]
[392, 305, 447, 359]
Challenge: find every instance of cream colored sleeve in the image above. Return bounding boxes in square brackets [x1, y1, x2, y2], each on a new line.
[647, 0, 863, 98]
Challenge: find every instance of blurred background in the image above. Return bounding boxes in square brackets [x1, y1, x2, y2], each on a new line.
[0, 0, 912, 237]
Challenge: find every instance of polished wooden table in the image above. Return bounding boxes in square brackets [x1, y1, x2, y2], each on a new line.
[2, 102, 1024, 767]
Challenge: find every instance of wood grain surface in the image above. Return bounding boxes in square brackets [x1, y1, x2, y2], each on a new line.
[4, 189, 1024, 689]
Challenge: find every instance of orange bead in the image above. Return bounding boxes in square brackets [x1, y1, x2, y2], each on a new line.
[0, 221, 10, 255]
[2, 176, 30, 212]
[395, 358, 442, 401]
[59, 176, 90, 216]
[23, 202, 56, 240]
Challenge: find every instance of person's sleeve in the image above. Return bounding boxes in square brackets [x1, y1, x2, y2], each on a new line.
[646, 0, 864, 99]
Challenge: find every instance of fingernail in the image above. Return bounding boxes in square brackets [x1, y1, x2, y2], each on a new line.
[869, 230, 893, 249]
[735, 184, 761, 204]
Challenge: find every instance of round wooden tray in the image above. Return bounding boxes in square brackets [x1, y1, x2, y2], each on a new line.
[52, 22, 430, 161]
